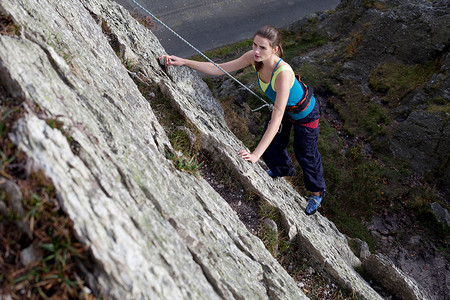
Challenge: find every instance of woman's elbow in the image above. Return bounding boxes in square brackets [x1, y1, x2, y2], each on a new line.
[272, 107, 285, 119]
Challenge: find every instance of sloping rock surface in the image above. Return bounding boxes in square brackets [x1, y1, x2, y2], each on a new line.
[0, 0, 411, 299]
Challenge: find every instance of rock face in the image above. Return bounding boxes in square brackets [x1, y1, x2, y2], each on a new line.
[290, 0, 450, 193]
[390, 109, 450, 182]
[363, 254, 434, 300]
[0, 0, 432, 299]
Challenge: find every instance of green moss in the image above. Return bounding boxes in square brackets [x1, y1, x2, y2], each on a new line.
[296, 63, 328, 87]
[327, 79, 392, 138]
[369, 61, 438, 107]
[282, 30, 329, 61]
[426, 103, 450, 116]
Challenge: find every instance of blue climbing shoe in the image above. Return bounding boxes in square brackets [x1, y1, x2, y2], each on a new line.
[266, 169, 295, 178]
[305, 194, 322, 215]
[266, 169, 277, 178]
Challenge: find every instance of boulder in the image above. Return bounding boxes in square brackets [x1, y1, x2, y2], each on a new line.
[430, 202, 450, 227]
[362, 254, 434, 300]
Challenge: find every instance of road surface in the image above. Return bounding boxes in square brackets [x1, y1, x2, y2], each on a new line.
[114, 0, 340, 57]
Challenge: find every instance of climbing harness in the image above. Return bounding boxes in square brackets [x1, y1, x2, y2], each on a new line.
[285, 75, 313, 114]
[130, 0, 272, 112]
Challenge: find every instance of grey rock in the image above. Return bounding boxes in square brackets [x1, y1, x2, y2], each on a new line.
[348, 237, 371, 260]
[356, 0, 450, 65]
[21, 243, 43, 266]
[290, 55, 315, 70]
[262, 218, 278, 234]
[0, 178, 24, 218]
[390, 110, 450, 188]
[0, 178, 32, 238]
[442, 52, 450, 72]
[430, 202, 450, 227]
[408, 235, 421, 246]
[262, 218, 279, 257]
[363, 254, 434, 300]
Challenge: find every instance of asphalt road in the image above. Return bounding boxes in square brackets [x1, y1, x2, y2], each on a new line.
[114, 0, 340, 57]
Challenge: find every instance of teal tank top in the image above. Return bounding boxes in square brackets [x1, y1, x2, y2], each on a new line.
[255, 59, 315, 120]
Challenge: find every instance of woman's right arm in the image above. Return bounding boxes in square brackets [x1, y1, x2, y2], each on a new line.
[161, 50, 254, 76]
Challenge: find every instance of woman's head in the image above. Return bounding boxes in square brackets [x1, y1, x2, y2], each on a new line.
[253, 25, 283, 70]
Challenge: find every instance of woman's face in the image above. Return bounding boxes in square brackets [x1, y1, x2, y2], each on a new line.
[253, 35, 277, 62]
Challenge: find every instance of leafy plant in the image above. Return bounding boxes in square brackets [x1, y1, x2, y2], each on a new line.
[122, 56, 139, 72]
[166, 150, 203, 175]
[131, 12, 156, 30]
[0, 107, 18, 137]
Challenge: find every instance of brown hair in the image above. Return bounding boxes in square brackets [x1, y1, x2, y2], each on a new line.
[253, 25, 283, 71]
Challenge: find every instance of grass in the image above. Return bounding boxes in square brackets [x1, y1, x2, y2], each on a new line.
[132, 73, 204, 176]
[165, 148, 203, 176]
[0, 13, 21, 36]
[362, 0, 389, 11]
[258, 201, 359, 299]
[345, 32, 364, 58]
[316, 122, 383, 251]
[48, 34, 75, 67]
[281, 30, 329, 61]
[121, 57, 139, 72]
[258, 202, 283, 257]
[0, 87, 99, 299]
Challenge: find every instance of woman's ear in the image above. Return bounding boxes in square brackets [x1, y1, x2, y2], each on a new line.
[273, 46, 279, 54]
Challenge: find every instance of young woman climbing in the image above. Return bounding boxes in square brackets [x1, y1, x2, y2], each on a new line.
[161, 25, 326, 215]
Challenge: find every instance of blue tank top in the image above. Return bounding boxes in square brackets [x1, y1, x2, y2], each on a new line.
[255, 59, 315, 120]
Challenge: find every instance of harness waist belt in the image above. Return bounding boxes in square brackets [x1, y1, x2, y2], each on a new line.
[285, 74, 313, 114]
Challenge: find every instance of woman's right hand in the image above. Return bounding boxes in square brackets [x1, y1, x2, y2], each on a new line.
[160, 55, 184, 67]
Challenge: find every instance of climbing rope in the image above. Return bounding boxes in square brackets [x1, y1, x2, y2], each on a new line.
[130, 0, 272, 112]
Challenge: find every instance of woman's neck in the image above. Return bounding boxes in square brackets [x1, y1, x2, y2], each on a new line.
[262, 55, 281, 71]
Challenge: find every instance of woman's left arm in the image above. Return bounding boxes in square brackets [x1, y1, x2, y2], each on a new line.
[238, 71, 293, 163]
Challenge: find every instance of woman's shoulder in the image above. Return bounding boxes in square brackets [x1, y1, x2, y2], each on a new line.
[278, 60, 293, 70]
[275, 61, 294, 75]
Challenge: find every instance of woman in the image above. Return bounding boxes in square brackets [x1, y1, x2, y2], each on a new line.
[161, 25, 326, 215]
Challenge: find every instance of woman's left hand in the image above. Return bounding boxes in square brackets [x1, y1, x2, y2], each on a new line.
[238, 150, 259, 163]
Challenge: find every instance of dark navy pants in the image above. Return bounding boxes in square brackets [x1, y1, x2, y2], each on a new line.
[262, 108, 326, 193]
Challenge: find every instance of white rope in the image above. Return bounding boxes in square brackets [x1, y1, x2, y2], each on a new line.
[130, 0, 272, 112]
